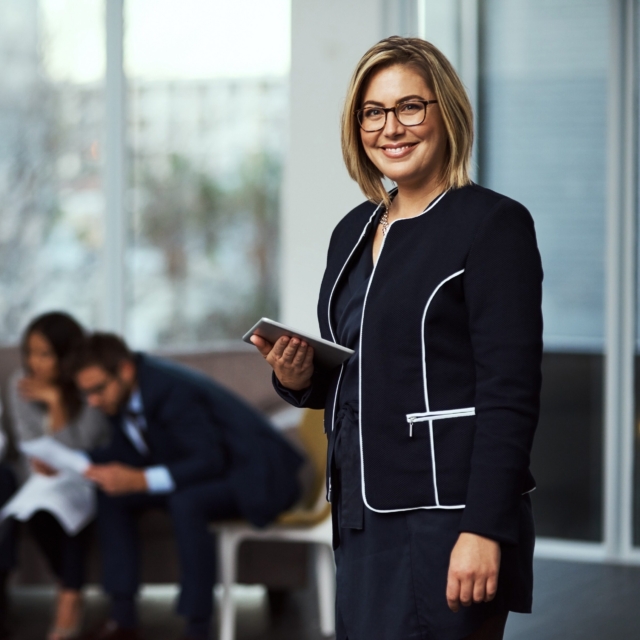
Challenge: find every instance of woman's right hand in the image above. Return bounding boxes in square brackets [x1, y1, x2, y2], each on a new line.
[18, 376, 60, 407]
[250, 334, 315, 391]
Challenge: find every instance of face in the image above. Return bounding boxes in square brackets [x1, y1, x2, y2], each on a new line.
[25, 332, 59, 383]
[359, 64, 448, 191]
[75, 362, 135, 416]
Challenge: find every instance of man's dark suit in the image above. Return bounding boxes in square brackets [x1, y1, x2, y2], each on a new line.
[89, 354, 304, 625]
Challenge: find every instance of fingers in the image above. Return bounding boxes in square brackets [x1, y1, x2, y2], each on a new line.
[446, 574, 461, 613]
[485, 574, 498, 602]
[472, 577, 487, 604]
[249, 334, 273, 357]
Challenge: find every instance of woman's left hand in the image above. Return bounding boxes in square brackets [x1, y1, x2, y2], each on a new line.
[446, 532, 501, 612]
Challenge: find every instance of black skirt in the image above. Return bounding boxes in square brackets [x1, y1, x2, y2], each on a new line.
[334, 493, 534, 640]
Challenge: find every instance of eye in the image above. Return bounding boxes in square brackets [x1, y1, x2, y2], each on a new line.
[399, 102, 422, 113]
[363, 107, 383, 118]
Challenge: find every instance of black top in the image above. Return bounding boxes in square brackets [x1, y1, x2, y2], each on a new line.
[331, 229, 374, 530]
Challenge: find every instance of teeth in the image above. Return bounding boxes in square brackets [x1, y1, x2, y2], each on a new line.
[384, 145, 412, 155]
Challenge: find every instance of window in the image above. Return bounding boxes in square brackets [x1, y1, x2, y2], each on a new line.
[0, 0, 105, 342]
[479, 0, 609, 541]
[124, 0, 290, 348]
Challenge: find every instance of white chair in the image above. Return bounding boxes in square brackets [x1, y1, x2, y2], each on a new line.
[212, 409, 334, 640]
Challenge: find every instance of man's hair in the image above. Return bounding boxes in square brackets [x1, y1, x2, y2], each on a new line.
[341, 36, 474, 208]
[67, 332, 134, 377]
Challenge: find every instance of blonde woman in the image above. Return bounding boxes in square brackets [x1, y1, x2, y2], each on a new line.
[252, 37, 542, 640]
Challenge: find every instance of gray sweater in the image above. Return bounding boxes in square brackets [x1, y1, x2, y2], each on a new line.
[7, 370, 110, 470]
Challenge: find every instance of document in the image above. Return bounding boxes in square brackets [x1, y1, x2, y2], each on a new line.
[19, 436, 91, 475]
[0, 437, 96, 535]
[0, 471, 95, 535]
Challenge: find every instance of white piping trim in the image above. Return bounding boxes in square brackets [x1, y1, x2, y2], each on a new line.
[407, 407, 476, 437]
[428, 420, 440, 506]
[406, 407, 476, 420]
[328, 365, 344, 434]
[420, 269, 465, 412]
[326, 205, 382, 344]
[357, 191, 463, 513]
[325, 204, 381, 434]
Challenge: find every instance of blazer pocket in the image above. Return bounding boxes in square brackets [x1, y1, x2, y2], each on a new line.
[405, 408, 476, 507]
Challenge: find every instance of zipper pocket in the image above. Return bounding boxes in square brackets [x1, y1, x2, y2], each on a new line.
[406, 407, 476, 437]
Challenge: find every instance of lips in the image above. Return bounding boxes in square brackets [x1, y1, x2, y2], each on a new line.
[380, 142, 418, 158]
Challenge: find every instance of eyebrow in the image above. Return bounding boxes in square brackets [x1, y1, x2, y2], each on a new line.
[361, 94, 427, 107]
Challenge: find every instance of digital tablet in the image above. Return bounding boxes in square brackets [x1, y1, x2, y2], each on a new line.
[243, 317, 354, 369]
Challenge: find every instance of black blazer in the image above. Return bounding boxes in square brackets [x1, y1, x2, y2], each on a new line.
[277, 184, 543, 545]
[91, 354, 304, 527]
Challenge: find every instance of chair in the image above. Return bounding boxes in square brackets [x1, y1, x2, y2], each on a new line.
[212, 409, 334, 640]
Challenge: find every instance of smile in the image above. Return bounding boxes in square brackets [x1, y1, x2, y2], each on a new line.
[380, 142, 418, 158]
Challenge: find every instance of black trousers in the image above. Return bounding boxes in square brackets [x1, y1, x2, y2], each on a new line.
[0, 465, 17, 574]
[97, 479, 240, 621]
[27, 511, 92, 590]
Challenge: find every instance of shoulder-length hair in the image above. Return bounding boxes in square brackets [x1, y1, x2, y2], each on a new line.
[21, 311, 86, 420]
[341, 36, 474, 208]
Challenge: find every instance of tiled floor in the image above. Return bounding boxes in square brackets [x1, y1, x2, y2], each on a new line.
[6, 558, 640, 639]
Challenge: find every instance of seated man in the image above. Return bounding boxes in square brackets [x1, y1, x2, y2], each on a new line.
[0, 430, 17, 640]
[69, 333, 304, 640]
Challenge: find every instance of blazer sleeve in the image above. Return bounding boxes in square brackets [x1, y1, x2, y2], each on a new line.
[272, 366, 331, 410]
[459, 199, 543, 545]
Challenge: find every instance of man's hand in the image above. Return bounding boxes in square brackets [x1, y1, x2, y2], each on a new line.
[446, 532, 501, 612]
[84, 463, 148, 495]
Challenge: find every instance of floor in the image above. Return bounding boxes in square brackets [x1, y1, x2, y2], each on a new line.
[5, 558, 640, 639]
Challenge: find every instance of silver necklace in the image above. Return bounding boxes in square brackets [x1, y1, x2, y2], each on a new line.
[380, 208, 390, 236]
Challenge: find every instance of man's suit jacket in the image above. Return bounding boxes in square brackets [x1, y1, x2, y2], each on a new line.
[91, 354, 304, 527]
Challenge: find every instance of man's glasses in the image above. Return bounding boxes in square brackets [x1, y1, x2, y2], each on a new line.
[355, 100, 438, 132]
[80, 378, 113, 399]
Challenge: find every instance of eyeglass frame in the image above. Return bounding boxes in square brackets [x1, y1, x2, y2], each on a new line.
[355, 99, 439, 132]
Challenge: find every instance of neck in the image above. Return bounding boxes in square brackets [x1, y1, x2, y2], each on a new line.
[389, 175, 445, 220]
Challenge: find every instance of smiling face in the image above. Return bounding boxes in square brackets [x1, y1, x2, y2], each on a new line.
[359, 64, 448, 193]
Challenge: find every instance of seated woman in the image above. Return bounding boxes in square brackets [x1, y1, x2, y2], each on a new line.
[7, 312, 109, 640]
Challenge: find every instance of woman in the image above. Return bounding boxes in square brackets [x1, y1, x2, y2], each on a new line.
[251, 37, 542, 640]
[7, 312, 109, 640]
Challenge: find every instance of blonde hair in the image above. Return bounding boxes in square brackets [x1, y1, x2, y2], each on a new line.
[341, 36, 474, 208]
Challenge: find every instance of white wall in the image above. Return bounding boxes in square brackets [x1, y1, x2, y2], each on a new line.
[280, 0, 417, 332]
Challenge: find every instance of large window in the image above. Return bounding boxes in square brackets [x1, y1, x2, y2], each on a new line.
[0, 0, 289, 348]
[0, 0, 105, 342]
[479, 0, 610, 541]
[124, 0, 289, 347]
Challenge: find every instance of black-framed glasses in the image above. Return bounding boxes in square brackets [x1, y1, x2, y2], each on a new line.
[355, 100, 438, 132]
[80, 376, 115, 399]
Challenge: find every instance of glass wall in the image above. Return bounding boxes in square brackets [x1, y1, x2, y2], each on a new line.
[479, 0, 609, 540]
[0, 0, 105, 342]
[124, 0, 290, 348]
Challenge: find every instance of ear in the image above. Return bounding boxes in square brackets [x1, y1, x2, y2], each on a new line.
[119, 359, 137, 385]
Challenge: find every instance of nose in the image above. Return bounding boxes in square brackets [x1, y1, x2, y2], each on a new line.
[382, 109, 404, 136]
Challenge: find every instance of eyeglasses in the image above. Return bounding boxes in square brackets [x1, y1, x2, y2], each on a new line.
[355, 100, 438, 132]
[80, 377, 114, 399]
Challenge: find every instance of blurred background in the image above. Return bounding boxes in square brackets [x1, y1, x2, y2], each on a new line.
[0, 0, 639, 591]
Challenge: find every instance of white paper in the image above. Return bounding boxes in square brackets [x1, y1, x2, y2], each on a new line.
[0, 471, 96, 535]
[20, 436, 91, 475]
